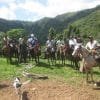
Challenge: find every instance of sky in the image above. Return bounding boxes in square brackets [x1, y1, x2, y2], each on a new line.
[0, 0, 100, 21]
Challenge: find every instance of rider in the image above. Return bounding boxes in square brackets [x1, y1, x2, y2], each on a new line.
[45, 36, 56, 52]
[27, 33, 38, 48]
[2, 34, 10, 49]
[56, 35, 65, 47]
[85, 35, 100, 60]
[68, 35, 77, 49]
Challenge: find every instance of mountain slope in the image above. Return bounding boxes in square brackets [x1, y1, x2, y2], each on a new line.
[72, 9, 100, 39]
[0, 5, 100, 43]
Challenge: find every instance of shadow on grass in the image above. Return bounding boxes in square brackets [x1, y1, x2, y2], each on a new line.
[93, 71, 100, 75]
[35, 62, 54, 69]
[35, 61, 77, 70]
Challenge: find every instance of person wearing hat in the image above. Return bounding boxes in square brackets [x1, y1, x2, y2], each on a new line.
[85, 36, 100, 58]
[27, 33, 37, 48]
[86, 36, 99, 50]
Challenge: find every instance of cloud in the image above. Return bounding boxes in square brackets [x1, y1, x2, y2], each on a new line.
[0, 0, 15, 3]
[19, 0, 100, 19]
[0, 0, 100, 21]
[0, 6, 16, 20]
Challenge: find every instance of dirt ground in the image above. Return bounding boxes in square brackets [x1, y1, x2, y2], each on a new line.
[0, 79, 100, 100]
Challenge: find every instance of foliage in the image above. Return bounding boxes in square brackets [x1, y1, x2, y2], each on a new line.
[7, 28, 26, 39]
[72, 9, 100, 39]
[0, 32, 5, 47]
[48, 27, 56, 39]
[0, 5, 100, 43]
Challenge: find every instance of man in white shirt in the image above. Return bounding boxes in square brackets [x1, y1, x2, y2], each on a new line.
[86, 36, 99, 51]
[85, 36, 100, 60]
[69, 36, 77, 48]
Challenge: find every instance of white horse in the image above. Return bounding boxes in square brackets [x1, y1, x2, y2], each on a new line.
[72, 45, 100, 83]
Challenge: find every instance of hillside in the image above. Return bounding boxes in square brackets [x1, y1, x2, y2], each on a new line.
[0, 5, 100, 43]
[73, 9, 100, 39]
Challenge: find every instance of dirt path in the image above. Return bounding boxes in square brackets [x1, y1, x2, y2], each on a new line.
[0, 79, 100, 100]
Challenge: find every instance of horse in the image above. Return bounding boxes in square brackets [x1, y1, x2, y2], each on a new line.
[65, 44, 80, 69]
[45, 46, 56, 65]
[33, 42, 41, 64]
[2, 43, 19, 63]
[56, 44, 67, 65]
[72, 45, 100, 83]
[18, 42, 28, 63]
[28, 42, 41, 64]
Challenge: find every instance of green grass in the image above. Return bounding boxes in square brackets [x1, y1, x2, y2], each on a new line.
[0, 58, 23, 80]
[0, 57, 100, 86]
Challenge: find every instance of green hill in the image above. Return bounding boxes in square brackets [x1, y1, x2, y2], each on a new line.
[0, 5, 100, 43]
[73, 9, 100, 39]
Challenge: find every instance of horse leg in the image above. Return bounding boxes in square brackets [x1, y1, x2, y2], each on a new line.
[61, 54, 63, 65]
[34, 54, 37, 64]
[48, 57, 50, 65]
[90, 70, 94, 83]
[86, 71, 89, 83]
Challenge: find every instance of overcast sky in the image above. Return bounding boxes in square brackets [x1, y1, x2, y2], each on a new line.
[0, 0, 100, 21]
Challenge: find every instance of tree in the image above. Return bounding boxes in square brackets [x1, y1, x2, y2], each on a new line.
[48, 27, 56, 39]
[0, 31, 5, 48]
[7, 28, 26, 39]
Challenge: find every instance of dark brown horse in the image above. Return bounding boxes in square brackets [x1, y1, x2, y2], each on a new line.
[18, 43, 28, 63]
[2, 44, 19, 63]
[33, 42, 41, 64]
[66, 44, 81, 70]
[28, 42, 41, 64]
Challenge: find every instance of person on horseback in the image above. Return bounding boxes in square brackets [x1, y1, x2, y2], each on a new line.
[85, 36, 100, 61]
[68, 35, 77, 49]
[73, 35, 83, 52]
[45, 36, 56, 52]
[19, 36, 28, 63]
[27, 33, 37, 48]
[56, 36, 65, 48]
[2, 34, 10, 49]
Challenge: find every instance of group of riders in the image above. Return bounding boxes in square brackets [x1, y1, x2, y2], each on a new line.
[1, 32, 100, 64]
[2, 33, 40, 63]
[45, 34, 100, 63]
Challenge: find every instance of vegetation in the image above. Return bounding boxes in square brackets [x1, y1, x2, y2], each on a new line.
[0, 58, 99, 86]
[0, 5, 100, 44]
[7, 29, 26, 39]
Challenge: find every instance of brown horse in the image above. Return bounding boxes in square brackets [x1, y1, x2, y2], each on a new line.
[72, 45, 100, 83]
[28, 42, 41, 64]
[2, 44, 19, 63]
[45, 46, 56, 65]
[57, 44, 67, 65]
[33, 42, 41, 64]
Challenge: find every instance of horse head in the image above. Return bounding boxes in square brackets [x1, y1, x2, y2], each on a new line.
[73, 44, 91, 57]
[72, 45, 82, 57]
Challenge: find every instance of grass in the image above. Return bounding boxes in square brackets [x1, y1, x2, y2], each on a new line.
[0, 58, 23, 80]
[0, 57, 100, 86]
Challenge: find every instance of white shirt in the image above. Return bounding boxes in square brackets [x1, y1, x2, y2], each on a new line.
[46, 40, 52, 47]
[86, 40, 99, 50]
[69, 39, 76, 47]
[56, 40, 64, 47]
[46, 39, 56, 47]
[19, 38, 23, 44]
